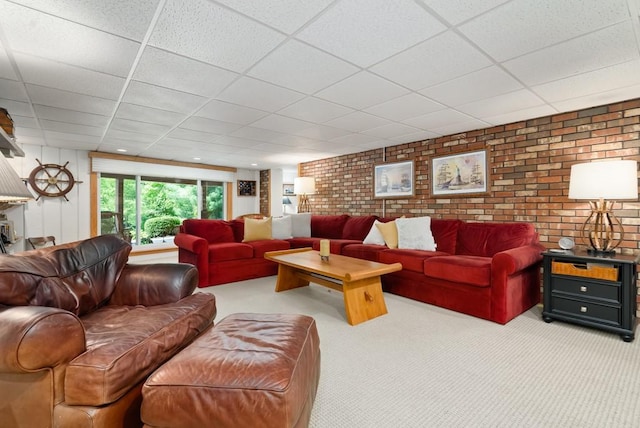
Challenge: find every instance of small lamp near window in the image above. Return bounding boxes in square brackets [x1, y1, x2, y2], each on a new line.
[568, 160, 638, 254]
[294, 177, 316, 213]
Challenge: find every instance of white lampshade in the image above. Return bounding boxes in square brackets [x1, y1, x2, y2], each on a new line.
[294, 177, 316, 195]
[0, 153, 32, 202]
[569, 160, 638, 200]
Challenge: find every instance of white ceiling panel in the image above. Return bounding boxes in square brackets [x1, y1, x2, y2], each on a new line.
[133, 47, 239, 97]
[459, 0, 631, 62]
[0, 0, 638, 169]
[195, 100, 268, 125]
[1, 2, 140, 77]
[372, 31, 492, 90]
[297, 0, 445, 67]
[503, 22, 639, 86]
[215, 0, 334, 34]
[365, 94, 445, 121]
[122, 81, 206, 113]
[248, 39, 359, 94]
[217, 77, 304, 112]
[277, 97, 354, 123]
[420, 66, 523, 107]
[316, 72, 409, 110]
[148, 0, 285, 72]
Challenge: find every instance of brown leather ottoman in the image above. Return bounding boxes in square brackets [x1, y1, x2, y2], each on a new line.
[141, 313, 321, 428]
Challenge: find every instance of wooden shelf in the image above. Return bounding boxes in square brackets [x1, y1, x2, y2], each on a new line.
[0, 126, 24, 157]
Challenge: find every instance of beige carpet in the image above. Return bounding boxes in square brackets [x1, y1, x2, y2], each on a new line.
[197, 277, 640, 428]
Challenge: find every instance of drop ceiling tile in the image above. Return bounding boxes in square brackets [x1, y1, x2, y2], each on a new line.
[326, 111, 393, 132]
[431, 118, 490, 136]
[110, 118, 171, 135]
[1, 2, 140, 77]
[167, 128, 219, 143]
[482, 104, 557, 126]
[422, 0, 511, 25]
[46, 138, 100, 151]
[99, 138, 150, 151]
[459, 0, 630, 61]
[551, 84, 640, 113]
[215, 0, 333, 34]
[503, 22, 638, 86]
[34, 105, 110, 127]
[44, 130, 102, 144]
[103, 129, 158, 143]
[195, 100, 269, 125]
[365, 94, 445, 121]
[122, 81, 206, 114]
[208, 136, 262, 149]
[372, 31, 492, 90]
[361, 123, 422, 139]
[40, 119, 104, 136]
[329, 133, 381, 146]
[403, 109, 476, 130]
[12, 126, 44, 138]
[420, 66, 523, 107]
[297, 0, 445, 67]
[14, 0, 161, 41]
[180, 117, 242, 134]
[149, 0, 285, 72]
[15, 134, 45, 145]
[316, 71, 409, 110]
[389, 130, 438, 143]
[232, 126, 315, 146]
[249, 39, 358, 94]
[10, 115, 38, 129]
[217, 77, 304, 112]
[16, 53, 125, 99]
[277, 97, 354, 123]
[0, 98, 31, 116]
[532, 60, 640, 103]
[134, 47, 239, 97]
[0, 44, 18, 80]
[456, 89, 545, 118]
[0, 78, 28, 102]
[26, 85, 117, 116]
[250, 114, 312, 134]
[115, 103, 186, 126]
[295, 124, 351, 140]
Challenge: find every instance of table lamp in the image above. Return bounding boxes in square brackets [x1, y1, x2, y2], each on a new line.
[568, 159, 638, 254]
[294, 177, 316, 213]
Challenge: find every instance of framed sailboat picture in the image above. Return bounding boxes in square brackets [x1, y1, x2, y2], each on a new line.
[431, 149, 489, 197]
[373, 160, 414, 198]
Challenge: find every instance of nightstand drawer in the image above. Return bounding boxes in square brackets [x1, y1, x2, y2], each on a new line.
[551, 277, 620, 303]
[551, 296, 620, 326]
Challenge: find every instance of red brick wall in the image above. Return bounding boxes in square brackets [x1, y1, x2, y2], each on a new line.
[300, 98, 640, 254]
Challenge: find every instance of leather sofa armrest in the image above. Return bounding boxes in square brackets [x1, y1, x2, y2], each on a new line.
[110, 263, 199, 306]
[0, 306, 85, 373]
[492, 244, 544, 275]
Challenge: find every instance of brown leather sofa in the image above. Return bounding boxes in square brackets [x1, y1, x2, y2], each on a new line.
[0, 235, 217, 428]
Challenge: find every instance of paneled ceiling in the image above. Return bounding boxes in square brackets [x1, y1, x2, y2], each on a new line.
[1, 0, 639, 169]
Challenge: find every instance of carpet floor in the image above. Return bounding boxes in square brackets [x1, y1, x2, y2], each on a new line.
[197, 277, 640, 428]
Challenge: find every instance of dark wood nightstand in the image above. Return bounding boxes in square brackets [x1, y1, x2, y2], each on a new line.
[542, 249, 639, 342]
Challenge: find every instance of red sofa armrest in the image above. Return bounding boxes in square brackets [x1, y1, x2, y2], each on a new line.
[174, 233, 209, 286]
[492, 244, 544, 275]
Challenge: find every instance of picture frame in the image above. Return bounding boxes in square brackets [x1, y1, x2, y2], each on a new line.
[373, 160, 414, 198]
[237, 180, 256, 196]
[283, 183, 294, 195]
[430, 149, 489, 197]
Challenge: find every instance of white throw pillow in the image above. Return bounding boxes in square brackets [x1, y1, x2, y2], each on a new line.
[396, 216, 436, 251]
[363, 220, 387, 245]
[288, 213, 311, 237]
[272, 216, 293, 239]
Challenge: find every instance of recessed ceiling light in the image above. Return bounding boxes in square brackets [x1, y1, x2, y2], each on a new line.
[251, 163, 258, 166]
[193, 157, 201, 160]
[116, 148, 127, 153]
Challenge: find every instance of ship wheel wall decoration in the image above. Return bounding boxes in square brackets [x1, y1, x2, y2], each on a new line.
[28, 159, 76, 201]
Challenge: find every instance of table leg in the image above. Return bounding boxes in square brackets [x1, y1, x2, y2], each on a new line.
[342, 276, 387, 325]
[274, 264, 310, 292]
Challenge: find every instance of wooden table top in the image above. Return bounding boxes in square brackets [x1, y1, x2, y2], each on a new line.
[264, 248, 402, 282]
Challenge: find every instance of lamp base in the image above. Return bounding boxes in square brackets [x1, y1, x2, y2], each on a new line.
[297, 194, 311, 213]
[587, 248, 616, 256]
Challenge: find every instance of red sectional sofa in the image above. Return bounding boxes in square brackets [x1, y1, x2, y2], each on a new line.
[175, 215, 544, 324]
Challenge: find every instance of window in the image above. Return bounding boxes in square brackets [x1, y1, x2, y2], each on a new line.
[99, 174, 224, 246]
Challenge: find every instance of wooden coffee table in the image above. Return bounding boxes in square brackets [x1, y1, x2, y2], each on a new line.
[265, 248, 402, 325]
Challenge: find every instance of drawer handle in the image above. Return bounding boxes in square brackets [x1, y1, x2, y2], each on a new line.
[580, 306, 588, 313]
[580, 286, 587, 292]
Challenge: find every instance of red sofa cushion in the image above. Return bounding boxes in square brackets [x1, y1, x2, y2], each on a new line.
[288, 237, 320, 249]
[456, 222, 536, 257]
[430, 219, 461, 254]
[311, 239, 362, 254]
[247, 239, 290, 258]
[183, 219, 235, 244]
[341, 244, 387, 262]
[423, 255, 491, 287]
[342, 215, 377, 240]
[379, 249, 449, 273]
[208, 242, 253, 262]
[311, 215, 349, 239]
